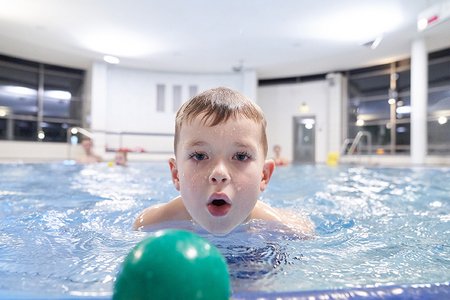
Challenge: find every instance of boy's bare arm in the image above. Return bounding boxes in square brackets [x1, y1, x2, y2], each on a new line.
[133, 196, 191, 230]
[251, 201, 315, 236]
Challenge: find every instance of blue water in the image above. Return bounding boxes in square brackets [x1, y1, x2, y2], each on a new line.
[0, 162, 449, 298]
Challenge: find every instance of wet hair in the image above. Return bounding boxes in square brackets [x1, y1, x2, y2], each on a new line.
[174, 87, 268, 156]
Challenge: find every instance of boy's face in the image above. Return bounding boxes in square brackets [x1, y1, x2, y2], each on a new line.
[115, 152, 127, 165]
[170, 115, 274, 235]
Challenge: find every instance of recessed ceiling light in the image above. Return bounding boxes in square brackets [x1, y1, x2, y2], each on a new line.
[103, 55, 120, 64]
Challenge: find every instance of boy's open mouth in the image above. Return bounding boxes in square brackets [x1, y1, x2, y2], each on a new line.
[207, 196, 231, 217]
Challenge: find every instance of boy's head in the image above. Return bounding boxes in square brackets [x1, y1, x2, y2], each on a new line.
[174, 87, 268, 157]
[81, 137, 93, 151]
[169, 87, 274, 235]
[115, 149, 128, 166]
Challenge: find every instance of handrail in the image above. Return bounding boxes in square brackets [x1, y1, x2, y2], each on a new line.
[343, 131, 372, 155]
[340, 138, 354, 155]
[66, 127, 175, 160]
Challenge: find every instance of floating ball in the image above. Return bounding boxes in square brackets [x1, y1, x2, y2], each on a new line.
[113, 229, 230, 300]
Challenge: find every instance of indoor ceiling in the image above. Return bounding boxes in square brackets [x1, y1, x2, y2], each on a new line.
[0, 0, 449, 79]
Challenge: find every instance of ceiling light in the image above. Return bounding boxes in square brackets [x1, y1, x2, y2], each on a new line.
[356, 119, 365, 126]
[438, 116, 448, 125]
[417, 17, 428, 31]
[370, 35, 383, 49]
[44, 90, 72, 100]
[0, 106, 9, 117]
[417, 0, 450, 31]
[38, 130, 45, 140]
[299, 102, 310, 113]
[103, 55, 120, 64]
[301, 118, 315, 125]
[388, 98, 396, 105]
[396, 106, 411, 114]
[2, 85, 36, 97]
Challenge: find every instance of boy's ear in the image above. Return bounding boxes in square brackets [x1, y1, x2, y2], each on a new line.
[169, 158, 180, 191]
[260, 159, 275, 192]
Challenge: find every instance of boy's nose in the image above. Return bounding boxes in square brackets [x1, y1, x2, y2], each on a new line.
[209, 163, 230, 184]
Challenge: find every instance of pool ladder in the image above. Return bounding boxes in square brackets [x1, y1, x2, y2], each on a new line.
[341, 131, 372, 155]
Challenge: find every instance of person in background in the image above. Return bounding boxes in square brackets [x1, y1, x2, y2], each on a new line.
[272, 144, 290, 166]
[78, 137, 102, 164]
[115, 149, 128, 166]
[133, 87, 313, 237]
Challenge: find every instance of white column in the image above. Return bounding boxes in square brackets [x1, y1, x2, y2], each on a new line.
[89, 61, 108, 156]
[241, 70, 257, 102]
[410, 38, 428, 165]
[326, 73, 343, 154]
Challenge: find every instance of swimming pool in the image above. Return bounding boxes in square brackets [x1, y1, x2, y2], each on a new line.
[0, 162, 449, 299]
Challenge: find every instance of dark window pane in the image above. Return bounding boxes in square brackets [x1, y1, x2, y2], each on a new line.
[0, 118, 6, 139]
[0, 63, 39, 116]
[429, 59, 450, 88]
[396, 69, 411, 93]
[14, 120, 37, 141]
[348, 73, 390, 98]
[43, 68, 84, 119]
[428, 89, 450, 115]
[428, 120, 450, 154]
[41, 121, 70, 142]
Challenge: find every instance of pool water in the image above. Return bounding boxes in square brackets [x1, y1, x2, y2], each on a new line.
[0, 162, 449, 298]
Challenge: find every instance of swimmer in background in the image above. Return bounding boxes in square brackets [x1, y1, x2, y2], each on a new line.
[272, 144, 290, 166]
[77, 137, 102, 164]
[114, 149, 128, 166]
[134, 87, 313, 237]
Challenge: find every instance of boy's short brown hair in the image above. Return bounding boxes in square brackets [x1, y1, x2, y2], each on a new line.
[174, 87, 268, 157]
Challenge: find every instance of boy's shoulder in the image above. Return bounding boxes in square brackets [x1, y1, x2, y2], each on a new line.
[251, 201, 315, 237]
[250, 201, 283, 222]
[133, 196, 191, 230]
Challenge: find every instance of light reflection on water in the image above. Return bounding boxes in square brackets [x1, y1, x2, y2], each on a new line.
[0, 162, 449, 297]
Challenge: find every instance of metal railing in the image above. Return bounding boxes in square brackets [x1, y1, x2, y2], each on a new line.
[66, 127, 174, 160]
[341, 131, 372, 155]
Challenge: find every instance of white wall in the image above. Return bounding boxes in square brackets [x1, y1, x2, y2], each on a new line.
[0, 141, 76, 162]
[258, 77, 342, 163]
[88, 63, 257, 160]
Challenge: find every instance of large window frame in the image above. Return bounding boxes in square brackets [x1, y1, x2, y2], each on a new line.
[0, 54, 85, 142]
[346, 48, 450, 155]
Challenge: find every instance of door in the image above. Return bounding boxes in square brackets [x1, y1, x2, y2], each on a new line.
[293, 116, 316, 163]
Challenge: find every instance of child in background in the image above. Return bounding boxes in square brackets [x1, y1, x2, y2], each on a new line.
[273, 144, 290, 166]
[78, 137, 102, 164]
[115, 149, 128, 166]
[134, 87, 313, 236]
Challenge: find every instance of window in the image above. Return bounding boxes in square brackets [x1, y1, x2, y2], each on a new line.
[156, 84, 165, 112]
[0, 54, 84, 142]
[173, 85, 182, 112]
[347, 61, 411, 154]
[347, 48, 450, 155]
[189, 85, 198, 98]
[428, 49, 450, 154]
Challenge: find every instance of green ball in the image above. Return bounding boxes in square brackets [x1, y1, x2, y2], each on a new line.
[113, 229, 230, 300]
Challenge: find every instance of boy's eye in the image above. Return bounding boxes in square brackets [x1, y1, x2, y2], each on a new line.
[233, 152, 251, 161]
[189, 152, 208, 161]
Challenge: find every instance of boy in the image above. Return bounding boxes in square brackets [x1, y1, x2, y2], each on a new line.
[115, 149, 128, 166]
[134, 87, 313, 236]
[78, 137, 102, 164]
